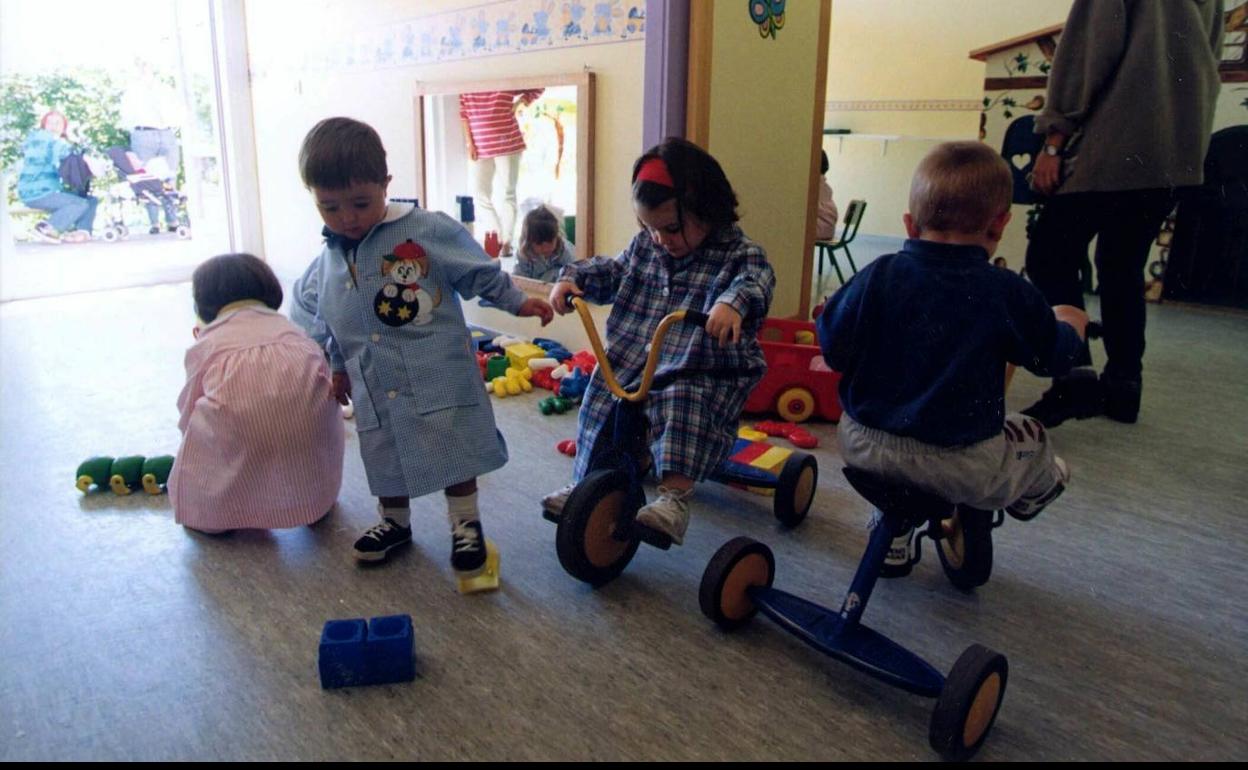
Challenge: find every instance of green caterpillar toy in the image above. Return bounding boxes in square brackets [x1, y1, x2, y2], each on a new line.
[76, 455, 175, 496]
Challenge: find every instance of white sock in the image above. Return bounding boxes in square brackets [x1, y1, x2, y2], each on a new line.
[446, 491, 480, 528]
[379, 503, 411, 528]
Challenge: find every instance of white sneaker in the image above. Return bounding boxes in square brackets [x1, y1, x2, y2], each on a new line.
[542, 482, 579, 516]
[1006, 456, 1070, 521]
[634, 486, 693, 545]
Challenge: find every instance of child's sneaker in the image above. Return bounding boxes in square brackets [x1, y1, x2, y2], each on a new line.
[541, 482, 578, 516]
[1006, 456, 1070, 521]
[880, 525, 916, 578]
[352, 518, 412, 562]
[635, 486, 693, 545]
[32, 221, 61, 244]
[451, 519, 487, 576]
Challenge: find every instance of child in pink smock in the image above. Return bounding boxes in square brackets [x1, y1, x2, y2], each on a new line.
[169, 253, 345, 533]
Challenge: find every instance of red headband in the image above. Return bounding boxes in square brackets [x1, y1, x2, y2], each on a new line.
[635, 157, 675, 188]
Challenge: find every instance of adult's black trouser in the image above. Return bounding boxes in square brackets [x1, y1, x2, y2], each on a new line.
[1024, 188, 1177, 381]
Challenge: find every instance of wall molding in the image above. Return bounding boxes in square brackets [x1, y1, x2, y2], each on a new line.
[824, 99, 983, 113]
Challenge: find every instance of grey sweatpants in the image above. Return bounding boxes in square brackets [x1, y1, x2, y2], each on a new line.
[838, 413, 1067, 510]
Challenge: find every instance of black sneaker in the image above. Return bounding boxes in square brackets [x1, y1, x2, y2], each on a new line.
[880, 526, 917, 578]
[451, 519, 487, 577]
[1022, 367, 1104, 428]
[353, 518, 412, 562]
[149, 226, 161, 235]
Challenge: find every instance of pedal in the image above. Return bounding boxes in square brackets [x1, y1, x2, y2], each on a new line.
[634, 522, 672, 550]
[456, 540, 501, 594]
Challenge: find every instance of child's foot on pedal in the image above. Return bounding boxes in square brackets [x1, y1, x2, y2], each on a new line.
[353, 518, 412, 562]
[1006, 457, 1070, 521]
[541, 482, 578, 516]
[880, 524, 916, 578]
[634, 486, 693, 545]
[451, 519, 487, 576]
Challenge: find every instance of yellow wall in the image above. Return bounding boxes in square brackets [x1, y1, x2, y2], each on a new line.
[822, 0, 1073, 239]
[703, 1, 827, 318]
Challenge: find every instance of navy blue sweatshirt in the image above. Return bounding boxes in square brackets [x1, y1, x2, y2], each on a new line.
[817, 239, 1082, 447]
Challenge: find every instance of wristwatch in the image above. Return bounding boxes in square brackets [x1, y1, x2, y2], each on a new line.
[1043, 144, 1062, 157]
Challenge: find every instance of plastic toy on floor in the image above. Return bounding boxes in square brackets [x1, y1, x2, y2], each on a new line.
[76, 455, 174, 495]
[456, 540, 501, 594]
[753, 420, 819, 449]
[699, 466, 1009, 760]
[489, 366, 533, 397]
[745, 318, 842, 423]
[556, 439, 577, 456]
[319, 614, 416, 689]
[539, 396, 575, 415]
[544, 298, 818, 588]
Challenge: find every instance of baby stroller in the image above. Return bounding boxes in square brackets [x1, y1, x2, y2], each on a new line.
[99, 147, 190, 242]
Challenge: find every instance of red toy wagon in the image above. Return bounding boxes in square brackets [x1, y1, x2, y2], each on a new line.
[745, 318, 842, 423]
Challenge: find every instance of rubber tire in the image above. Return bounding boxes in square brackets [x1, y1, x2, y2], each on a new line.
[776, 387, 816, 423]
[117, 224, 130, 239]
[555, 469, 641, 587]
[102, 228, 119, 243]
[699, 536, 775, 630]
[177, 225, 192, 239]
[929, 644, 1009, 761]
[935, 507, 994, 591]
[774, 452, 817, 527]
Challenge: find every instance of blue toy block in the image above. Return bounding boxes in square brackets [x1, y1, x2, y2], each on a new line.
[533, 338, 573, 361]
[558, 367, 590, 401]
[319, 614, 416, 689]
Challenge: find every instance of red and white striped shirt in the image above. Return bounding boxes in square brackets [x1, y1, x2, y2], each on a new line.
[169, 305, 344, 531]
[459, 89, 544, 159]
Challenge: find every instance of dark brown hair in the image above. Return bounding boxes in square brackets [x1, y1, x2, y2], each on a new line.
[631, 137, 739, 232]
[299, 117, 388, 189]
[192, 253, 283, 323]
[519, 205, 563, 259]
[909, 141, 1012, 234]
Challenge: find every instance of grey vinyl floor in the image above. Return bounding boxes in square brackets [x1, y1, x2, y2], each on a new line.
[1, 283, 1246, 761]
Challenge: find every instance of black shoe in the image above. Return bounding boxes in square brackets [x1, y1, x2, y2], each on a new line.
[451, 519, 487, 576]
[149, 226, 161, 235]
[1022, 368, 1104, 428]
[353, 518, 412, 562]
[878, 523, 917, 579]
[1101, 374, 1141, 424]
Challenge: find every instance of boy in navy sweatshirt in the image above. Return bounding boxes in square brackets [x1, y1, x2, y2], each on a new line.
[817, 141, 1087, 570]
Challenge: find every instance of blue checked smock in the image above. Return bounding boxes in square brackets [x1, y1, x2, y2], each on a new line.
[561, 225, 775, 482]
[292, 204, 528, 498]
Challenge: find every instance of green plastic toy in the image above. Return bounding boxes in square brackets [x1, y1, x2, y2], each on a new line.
[76, 455, 175, 495]
[538, 396, 574, 415]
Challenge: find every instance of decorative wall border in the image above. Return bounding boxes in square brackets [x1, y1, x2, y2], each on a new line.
[824, 99, 983, 112]
[252, 0, 646, 77]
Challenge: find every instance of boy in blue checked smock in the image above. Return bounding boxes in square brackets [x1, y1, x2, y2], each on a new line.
[543, 138, 776, 545]
[291, 118, 553, 576]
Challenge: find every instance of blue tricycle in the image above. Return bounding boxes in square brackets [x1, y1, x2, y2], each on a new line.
[700, 467, 1009, 760]
[543, 298, 818, 587]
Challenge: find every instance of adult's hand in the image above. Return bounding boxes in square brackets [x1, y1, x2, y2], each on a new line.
[1031, 152, 1062, 196]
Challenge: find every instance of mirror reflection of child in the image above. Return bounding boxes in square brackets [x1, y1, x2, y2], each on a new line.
[514, 205, 575, 282]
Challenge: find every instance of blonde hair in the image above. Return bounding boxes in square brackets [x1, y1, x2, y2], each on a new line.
[909, 141, 1012, 234]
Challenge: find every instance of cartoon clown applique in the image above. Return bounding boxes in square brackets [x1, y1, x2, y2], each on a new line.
[375, 239, 442, 327]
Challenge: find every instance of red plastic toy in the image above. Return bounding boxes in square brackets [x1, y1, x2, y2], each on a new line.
[744, 318, 842, 423]
[754, 420, 819, 449]
[531, 368, 559, 391]
[556, 439, 577, 457]
[566, 350, 597, 375]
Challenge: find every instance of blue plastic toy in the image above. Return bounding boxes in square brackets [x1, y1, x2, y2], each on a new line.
[533, 337, 573, 362]
[557, 367, 590, 401]
[318, 614, 416, 689]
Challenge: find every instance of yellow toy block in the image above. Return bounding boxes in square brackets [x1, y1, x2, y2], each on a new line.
[737, 426, 768, 442]
[504, 342, 546, 370]
[750, 445, 792, 476]
[457, 540, 501, 594]
[491, 367, 532, 397]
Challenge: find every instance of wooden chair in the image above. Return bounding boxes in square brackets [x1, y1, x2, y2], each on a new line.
[815, 199, 866, 284]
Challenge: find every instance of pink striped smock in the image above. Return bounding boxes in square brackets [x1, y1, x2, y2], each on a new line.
[169, 304, 344, 531]
[458, 89, 544, 159]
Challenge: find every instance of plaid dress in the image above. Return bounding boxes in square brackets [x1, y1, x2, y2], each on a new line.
[562, 225, 775, 482]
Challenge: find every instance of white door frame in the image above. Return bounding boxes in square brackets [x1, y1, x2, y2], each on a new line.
[210, 0, 265, 257]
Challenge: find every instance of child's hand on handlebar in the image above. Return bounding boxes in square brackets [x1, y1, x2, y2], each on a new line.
[705, 302, 743, 346]
[549, 280, 584, 314]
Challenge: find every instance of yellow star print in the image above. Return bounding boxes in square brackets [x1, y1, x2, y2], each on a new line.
[377, 301, 393, 316]
[396, 306, 412, 320]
